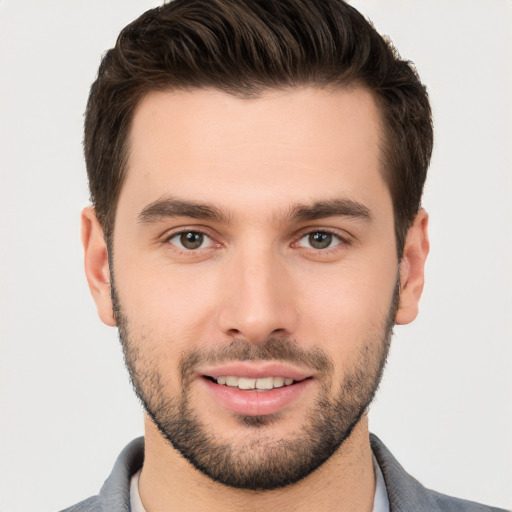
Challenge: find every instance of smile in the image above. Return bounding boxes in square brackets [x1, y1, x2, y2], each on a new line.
[214, 376, 296, 390]
[201, 373, 313, 416]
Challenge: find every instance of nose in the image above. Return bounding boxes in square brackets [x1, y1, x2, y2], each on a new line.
[217, 247, 298, 343]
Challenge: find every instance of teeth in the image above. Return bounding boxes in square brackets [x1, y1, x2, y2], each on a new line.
[226, 376, 238, 386]
[273, 377, 285, 388]
[238, 377, 256, 390]
[255, 377, 273, 390]
[214, 376, 296, 390]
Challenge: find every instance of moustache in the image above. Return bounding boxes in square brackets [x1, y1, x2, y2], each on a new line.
[179, 337, 334, 382]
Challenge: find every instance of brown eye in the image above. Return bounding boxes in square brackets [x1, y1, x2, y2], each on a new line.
[181, 232, 204, 249]
[308, 231, 333, 249]
[169, 231, 210, 250]
[295, 230, 345, 251]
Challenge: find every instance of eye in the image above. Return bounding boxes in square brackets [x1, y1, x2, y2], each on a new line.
[297, 230, 344, 250]
[167, 230, 213, 250]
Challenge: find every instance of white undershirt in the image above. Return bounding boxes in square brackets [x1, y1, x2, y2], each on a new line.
[372, 454, 391, 512]
[130, 470, 145, 512]
[130, 456, 390, 512]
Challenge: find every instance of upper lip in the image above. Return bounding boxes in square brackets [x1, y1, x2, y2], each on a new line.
[197, 362, 314, 381]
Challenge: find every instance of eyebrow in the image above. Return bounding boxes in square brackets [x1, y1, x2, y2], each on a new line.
[287, 199, 372, 223]
[137, 196, 372, 225]
[138, 197, 230, 224]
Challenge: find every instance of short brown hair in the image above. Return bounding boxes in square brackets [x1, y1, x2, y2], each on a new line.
[84, 0, 433, 256]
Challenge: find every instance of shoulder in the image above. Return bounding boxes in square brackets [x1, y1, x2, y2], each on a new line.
[58, 438, 145, 512]
[427, 488, 508, 512]
[370, 434, 509, 512]
[59, 496, 100, 512]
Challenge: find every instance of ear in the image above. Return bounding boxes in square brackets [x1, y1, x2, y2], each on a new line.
[395, 209, 430, 325]
[81, 206, 116, 327]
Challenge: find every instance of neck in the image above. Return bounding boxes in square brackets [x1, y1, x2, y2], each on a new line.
[139, 414, 375, 512]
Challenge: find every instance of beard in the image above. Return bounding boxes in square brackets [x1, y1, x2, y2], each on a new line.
[112, 278, 398, 491]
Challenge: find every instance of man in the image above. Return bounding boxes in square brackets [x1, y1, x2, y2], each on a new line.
[62, 0, 506, 510]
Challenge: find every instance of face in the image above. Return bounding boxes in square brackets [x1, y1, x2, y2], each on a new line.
[84, 86, 427, 490]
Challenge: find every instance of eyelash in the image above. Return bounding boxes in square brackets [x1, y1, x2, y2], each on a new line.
[292, 229, 351, 252]
[164, 227, 351, 255]
[165, 229, 218, 252]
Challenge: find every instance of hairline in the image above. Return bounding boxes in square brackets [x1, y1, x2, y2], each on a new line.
[104, 81, 400, 254]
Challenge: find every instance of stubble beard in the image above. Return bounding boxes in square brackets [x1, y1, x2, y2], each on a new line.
[112, 279, 398, 491]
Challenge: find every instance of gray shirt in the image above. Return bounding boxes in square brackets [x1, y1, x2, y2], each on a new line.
[129, 460, 389, 512]
[60, 435, 509, 512]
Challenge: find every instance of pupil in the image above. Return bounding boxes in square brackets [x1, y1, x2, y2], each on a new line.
[181, 232, 203, 249]
[309, 232, 332, 249]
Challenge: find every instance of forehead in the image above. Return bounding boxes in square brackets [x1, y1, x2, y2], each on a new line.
[120, 86, 389, 221]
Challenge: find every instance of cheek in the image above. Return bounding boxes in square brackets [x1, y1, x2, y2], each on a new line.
[295, 260, 397, 348]
[115, 258, 222, 344]
[115, 269, 219, 394]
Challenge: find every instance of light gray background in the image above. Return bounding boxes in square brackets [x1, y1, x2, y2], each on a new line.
[1, 1, 511, 511]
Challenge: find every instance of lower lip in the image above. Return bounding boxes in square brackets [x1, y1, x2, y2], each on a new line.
[201, 378, 313, 416]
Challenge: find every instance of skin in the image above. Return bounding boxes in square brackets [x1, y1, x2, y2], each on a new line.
[82, 86, 429, 512]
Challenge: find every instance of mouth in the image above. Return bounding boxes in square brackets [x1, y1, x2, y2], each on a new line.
[205, 375, 300, 391]
[198, 364, 315, 416]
